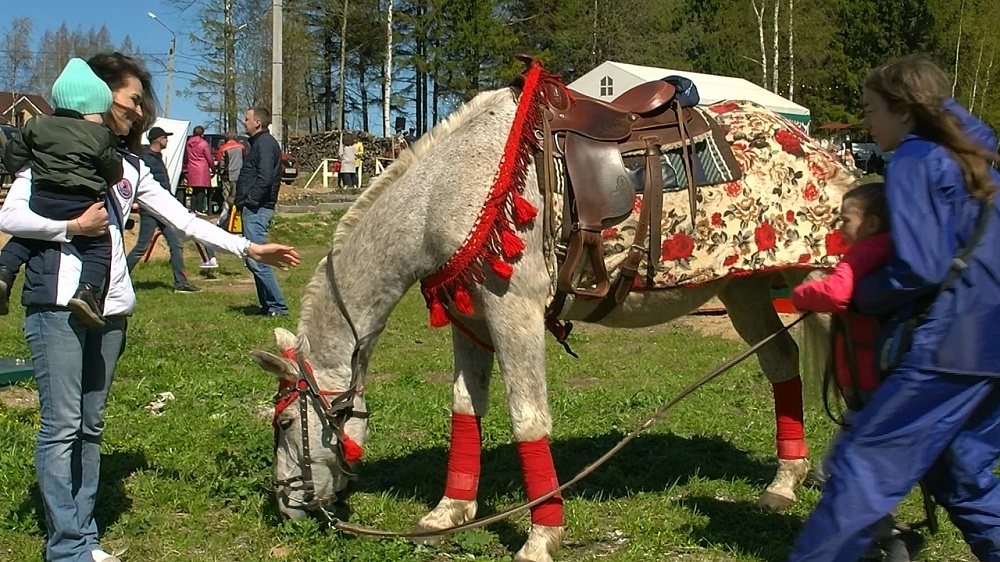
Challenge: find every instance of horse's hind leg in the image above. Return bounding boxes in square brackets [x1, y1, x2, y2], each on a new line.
[413, 324, 493, 537]
[718, 274, 810, 511]
[479, 285, 564, 562]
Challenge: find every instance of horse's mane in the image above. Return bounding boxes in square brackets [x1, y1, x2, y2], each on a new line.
[328, 88, 512, 259]
[297, 88, 513, 335]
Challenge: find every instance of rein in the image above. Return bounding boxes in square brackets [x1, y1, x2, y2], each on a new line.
[315, 312, 812, 538]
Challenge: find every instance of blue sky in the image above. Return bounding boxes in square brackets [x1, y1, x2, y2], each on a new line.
[10, 0, 433, 137]
[9, 0, 215, 127]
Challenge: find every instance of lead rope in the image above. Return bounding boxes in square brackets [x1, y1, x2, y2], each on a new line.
[320, 312, 813, 538]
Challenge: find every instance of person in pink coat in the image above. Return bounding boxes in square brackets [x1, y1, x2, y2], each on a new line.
[183, 125, 214, 214]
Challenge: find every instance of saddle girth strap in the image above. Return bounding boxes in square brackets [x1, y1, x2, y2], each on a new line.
[584, 136, 664, 322]
[676, 103, 698, 227]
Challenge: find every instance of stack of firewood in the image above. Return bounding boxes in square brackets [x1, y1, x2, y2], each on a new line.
[286, 130, 400, 178]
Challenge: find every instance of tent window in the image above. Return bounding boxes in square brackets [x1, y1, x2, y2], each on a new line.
[600, 76, 614, 97]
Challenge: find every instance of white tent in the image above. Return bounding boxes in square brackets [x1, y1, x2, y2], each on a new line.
[141, 117, 190, 195]
[569, 61, 810, 129]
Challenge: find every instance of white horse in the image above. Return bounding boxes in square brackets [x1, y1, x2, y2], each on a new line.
[252, 85, 851, 561]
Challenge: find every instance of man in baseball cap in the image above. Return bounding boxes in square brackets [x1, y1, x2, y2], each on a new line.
[125, 125, 200, 293]
[147, 126, 173, 143]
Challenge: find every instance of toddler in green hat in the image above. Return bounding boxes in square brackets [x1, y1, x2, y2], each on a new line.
[0, 57, 123, 327]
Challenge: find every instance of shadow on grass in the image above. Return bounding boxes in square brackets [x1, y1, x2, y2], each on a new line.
[132, 280, 175, 292]
[357, 433, 773, 504]
[15, 450, 149, 541]
[676, 495, 801, 562]
[228, 304, 265, 316]
[328, 433, 777, 554]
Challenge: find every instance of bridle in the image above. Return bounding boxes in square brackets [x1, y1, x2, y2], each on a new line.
[271, 250, 377, 511]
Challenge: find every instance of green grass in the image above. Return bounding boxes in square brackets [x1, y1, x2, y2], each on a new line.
[0, 212, 975, 561]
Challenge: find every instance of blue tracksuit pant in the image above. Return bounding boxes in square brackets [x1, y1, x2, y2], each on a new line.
[788, 364, 1000, 561]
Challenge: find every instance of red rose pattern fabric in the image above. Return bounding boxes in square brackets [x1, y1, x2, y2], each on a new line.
[548, 101, 855, 290]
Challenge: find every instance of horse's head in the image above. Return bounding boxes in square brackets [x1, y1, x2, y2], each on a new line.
[252, 327, 369, 520]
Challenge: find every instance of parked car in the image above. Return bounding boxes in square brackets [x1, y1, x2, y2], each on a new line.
[851, 142, 893, 176]
[0, 124, 22, 185]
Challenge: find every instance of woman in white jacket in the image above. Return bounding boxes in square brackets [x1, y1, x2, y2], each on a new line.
[0, 53, 299, 562]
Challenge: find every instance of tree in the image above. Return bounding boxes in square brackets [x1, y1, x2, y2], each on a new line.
[29, 24, 123, 99]
[2, 18, 34, 94]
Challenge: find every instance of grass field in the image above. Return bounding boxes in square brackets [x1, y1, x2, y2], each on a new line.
[0, 212, 976, 561]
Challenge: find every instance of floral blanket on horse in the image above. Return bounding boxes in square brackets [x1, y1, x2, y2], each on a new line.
[547, 100, 855, 290]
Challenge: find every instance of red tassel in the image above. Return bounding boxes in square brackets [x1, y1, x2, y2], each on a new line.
[341, 435, 364, 463]
[454, 284, 474, 315]
[512, 193, 538, 225]
[490, 257, 514, 280]
[500, 229, 526, 259]
[429, 298, 449, 328]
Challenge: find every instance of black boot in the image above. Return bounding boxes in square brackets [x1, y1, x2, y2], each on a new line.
[68, 284, 106, 328]
[0, 266, 14, 316]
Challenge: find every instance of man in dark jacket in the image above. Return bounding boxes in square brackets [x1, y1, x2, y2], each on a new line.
[124, 127, 199, 293]
[234, 106, 288, 316]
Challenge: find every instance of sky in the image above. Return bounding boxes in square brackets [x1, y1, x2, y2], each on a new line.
[8, 0, 216, 127]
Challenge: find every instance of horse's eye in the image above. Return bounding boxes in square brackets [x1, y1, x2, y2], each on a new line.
[278, 418, 294, 431]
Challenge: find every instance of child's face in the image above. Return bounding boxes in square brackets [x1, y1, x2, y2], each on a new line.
[82, 114, 105, 125]
[839, 198, 882, 246]
[862, 88, 914, 152]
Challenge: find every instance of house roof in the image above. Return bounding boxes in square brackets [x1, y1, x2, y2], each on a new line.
[0, 92, 54, 117]
[570, 61, 810, 120]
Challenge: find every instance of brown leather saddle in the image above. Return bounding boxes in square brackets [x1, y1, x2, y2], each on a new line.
[530, 63, 737, 322]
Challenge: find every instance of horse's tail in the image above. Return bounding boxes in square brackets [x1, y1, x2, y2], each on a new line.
[798, 311, 832, 408]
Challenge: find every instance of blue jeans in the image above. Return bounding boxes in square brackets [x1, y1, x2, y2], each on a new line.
[240, 207, 288, 314]
[125, 211, 189, 288]
[788, 366, 1000, 561]
[25, 309, 127, 562]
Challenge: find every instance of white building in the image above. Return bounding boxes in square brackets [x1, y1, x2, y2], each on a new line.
[569, 61, 811, 130]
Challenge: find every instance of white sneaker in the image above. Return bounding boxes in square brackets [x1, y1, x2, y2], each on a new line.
[92, 549, 122, 562]
[199, 257, 219, 269]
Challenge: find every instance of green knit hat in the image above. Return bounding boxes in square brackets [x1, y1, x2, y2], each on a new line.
[51, 58, 113, 116]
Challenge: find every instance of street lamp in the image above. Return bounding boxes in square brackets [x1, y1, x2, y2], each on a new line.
[148, 12, 176, 118]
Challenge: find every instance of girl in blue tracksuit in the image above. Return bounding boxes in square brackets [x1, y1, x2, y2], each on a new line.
[788, 55, 1000, 561]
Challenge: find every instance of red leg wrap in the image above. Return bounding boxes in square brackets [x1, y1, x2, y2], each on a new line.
[516, 437, 563, 526]
[773, 376, 808, 459]
[444, 414, 482, 501]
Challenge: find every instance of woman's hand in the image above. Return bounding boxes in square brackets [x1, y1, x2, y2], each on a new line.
[248, 243, 301, 271]
[67, 202, 110, 237]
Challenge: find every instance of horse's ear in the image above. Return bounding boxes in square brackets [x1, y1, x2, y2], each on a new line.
[251, 350, 297, 381]
[274, 328, 297, 351]
[295, 334, 312, 357]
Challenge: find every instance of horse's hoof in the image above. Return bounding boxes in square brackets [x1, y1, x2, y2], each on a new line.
[409, 524, 445, 546]
[758, 457, 810, 511]
[513, 524, 563, 562]
[757, 490, 795, 511]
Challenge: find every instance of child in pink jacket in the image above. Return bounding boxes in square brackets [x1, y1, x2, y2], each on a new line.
[793, 182, 892, 408]
[792, 182, 911, 561]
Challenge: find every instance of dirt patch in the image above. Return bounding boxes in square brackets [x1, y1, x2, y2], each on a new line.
[0, 386, 37, 409]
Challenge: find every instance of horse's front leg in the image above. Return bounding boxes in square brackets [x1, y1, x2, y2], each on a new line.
[481, 289, 564, 562]
[413, 324, 493, 537]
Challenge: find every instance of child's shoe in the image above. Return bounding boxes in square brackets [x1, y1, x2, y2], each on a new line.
[0, 266, 13, 316]
[68, 284, 106, 328]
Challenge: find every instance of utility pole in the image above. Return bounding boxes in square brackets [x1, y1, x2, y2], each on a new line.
[272, 0, 284, 146]
[224, 0, 236, 132]
[338, 0, 349, 149]
[148, 12, 176, 118]
[383, 0, 392, 139]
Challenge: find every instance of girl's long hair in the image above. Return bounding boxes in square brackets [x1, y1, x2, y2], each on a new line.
[864, 54, 997, 201]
